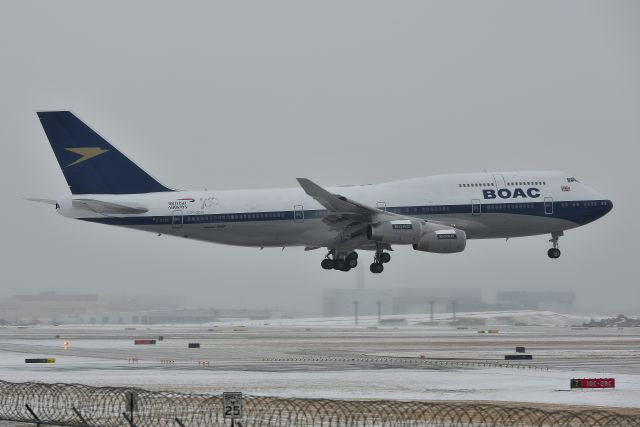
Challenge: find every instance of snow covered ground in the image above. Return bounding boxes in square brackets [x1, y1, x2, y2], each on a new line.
[0, 359, 637, 408]
[0, 311, 638, 408]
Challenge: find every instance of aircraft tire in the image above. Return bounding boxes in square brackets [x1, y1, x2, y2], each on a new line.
[380, 252, 391, 263]
[321, 259, 334, 270]
[347, 258, 358, 268]
[547, 248, 561, 259]
[370, 263, 384, 273]
[334, 259, 346, 270]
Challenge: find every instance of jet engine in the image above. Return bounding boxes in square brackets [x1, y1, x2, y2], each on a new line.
[412, 228, 466, 253]
[366, 220, 423, 244]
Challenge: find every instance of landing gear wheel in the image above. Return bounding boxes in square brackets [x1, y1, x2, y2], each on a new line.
[548, 232, 563, 259]
[334, 259, 346, 270]
[370, 263, 384, 273]
[380, 252, 391, 263]
[347, 252, 358, 261]
[547, 248, 561, 259]
[321, 259, 334, 270]
[347, 258, 358, 268]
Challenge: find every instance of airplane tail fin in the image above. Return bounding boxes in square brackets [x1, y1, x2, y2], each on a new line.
[37, 111, 172, 194]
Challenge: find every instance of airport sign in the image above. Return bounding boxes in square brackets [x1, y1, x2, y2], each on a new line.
[223, 392, 243, 419]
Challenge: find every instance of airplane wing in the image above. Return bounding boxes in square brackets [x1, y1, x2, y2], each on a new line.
[72, 199, 148, 215]
[297, 178, 397, 250]
[296, 178, 459, 253]
[296, 178, 387, 216]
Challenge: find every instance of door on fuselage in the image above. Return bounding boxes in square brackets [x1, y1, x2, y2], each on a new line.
[172, 210, 183, 229]
[544, 197, 554, 215]
[493, 173, 507, 190]
[472, 199, 481, 216]
[293, 204, 304, 223]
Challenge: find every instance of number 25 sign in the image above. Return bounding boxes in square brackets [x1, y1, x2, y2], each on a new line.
[223, 392, 243, 419]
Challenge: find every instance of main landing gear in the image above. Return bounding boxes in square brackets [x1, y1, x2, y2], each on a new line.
[321, 251, 358, 272]
[547, 231, 563, 259]
[370, 249, 391, 274]
[321, 248, 392, 273]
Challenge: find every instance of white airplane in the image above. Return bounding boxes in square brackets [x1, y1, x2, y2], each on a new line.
[31, 111, 613, 273]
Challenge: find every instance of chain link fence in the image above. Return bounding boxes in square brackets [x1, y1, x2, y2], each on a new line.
[0, 380, 638, 426]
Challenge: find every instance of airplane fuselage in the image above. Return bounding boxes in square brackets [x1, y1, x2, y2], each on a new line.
[57, 170, 612, 249]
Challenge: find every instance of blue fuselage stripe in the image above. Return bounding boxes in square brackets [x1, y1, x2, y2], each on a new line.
[80, 199, 612, 227]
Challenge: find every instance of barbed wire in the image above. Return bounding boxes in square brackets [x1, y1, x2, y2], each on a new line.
[0, 380, 638, 426]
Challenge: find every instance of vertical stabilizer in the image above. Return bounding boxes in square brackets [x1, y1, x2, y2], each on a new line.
[37, 111, 172, 194]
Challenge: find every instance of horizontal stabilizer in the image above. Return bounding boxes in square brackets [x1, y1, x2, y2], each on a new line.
[72, 199, 148, 214]
[25, 198, 57, 205]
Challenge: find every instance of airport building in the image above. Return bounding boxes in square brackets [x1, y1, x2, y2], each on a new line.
[322, 288, 484, 317]
[0, 292, 99, 324]
[0, 292, 280, 325]
[0, 292, 182, 325]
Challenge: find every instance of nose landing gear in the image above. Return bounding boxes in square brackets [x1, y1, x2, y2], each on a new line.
[548, 232, 563, 259]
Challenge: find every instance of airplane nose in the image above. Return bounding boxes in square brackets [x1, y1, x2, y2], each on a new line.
[594, 199, 613, 220]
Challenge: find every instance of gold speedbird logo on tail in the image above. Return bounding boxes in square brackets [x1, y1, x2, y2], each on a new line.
[64, 147, 109, 167]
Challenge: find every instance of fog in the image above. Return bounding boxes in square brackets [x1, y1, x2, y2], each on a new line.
[1, 1, 638, 315]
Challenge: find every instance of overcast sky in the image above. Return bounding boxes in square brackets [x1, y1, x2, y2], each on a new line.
[1, 1, 638, 314]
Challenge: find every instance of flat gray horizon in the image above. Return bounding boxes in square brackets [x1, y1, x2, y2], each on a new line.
[1, 1, 638, 314]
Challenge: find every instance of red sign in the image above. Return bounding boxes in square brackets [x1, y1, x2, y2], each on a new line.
[134, 339, 156, 345]
[571, 378, 615, 389]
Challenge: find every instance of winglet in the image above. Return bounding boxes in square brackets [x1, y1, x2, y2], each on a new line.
[297, 178, 333, 199]
[297, 178, 353, 211]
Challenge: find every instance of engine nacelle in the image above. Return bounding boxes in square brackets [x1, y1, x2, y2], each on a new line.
[366, 220, 423, 245]
[412, 228, 467, 253]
